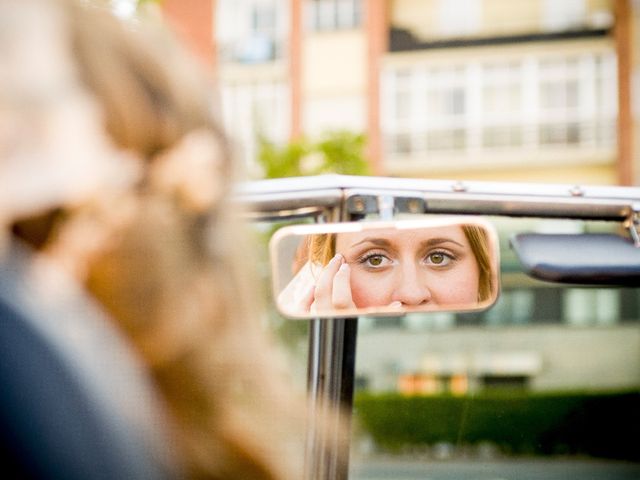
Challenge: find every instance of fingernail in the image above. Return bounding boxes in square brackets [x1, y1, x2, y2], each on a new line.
[331, 253, 342, 264]
[389, 301, 402, 308]
[339, 263, 349, 272]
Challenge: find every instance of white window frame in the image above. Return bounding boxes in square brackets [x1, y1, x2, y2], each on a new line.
[216, 0, 288, 63]
[381, 49, 617, 163]
[307, 0, 362, 31]
[221, 80, 290, 171]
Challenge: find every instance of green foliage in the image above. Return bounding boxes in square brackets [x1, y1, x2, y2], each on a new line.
[314, 131, 369, 175]
[257, 130, 370, 179]
[258, 138, 309, 178]
[354, 390, 640, 461]
[135, 0, 161, 6]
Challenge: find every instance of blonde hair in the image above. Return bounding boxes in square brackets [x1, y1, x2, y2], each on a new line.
[293, 233, 335, 274]
[11, 1, 306, 478]
[461, 224, 494, 302]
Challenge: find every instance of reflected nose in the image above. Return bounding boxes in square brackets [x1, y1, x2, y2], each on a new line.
[392, 264, 431, 306]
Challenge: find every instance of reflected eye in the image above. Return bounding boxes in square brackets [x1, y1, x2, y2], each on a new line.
[357, 252, 392, 269]
[426, 250, 454, 266]
[367, 255, 385, 267]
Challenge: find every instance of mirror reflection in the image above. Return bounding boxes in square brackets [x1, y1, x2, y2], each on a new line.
[271, 218, 500, 318]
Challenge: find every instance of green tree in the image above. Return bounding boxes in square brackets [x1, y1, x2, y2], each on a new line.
[257, 130, 370, 179]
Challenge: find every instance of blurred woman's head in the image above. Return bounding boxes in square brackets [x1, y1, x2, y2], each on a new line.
[1, 1, 306, 478]
[0, 0, 138, 230]
[7, 0, 233, 249]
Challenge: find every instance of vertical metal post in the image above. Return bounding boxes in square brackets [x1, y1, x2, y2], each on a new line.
[305, 317, 358, 480]
[304, 208, 359, 480]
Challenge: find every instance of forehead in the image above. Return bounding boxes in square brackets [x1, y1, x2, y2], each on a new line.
[335, 225, 469, 250]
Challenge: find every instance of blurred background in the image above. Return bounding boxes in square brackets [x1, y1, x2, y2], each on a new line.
[120, 0, 640, 187]
[111, 1, 640, 478]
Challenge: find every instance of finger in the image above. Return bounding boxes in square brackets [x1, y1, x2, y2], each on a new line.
[299, 283, 315, 312]
[332, 263, 355, 309]
[313, 254, 343, 311]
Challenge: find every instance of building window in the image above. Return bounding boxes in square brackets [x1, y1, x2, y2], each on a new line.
[620, 289, 640, 323]
[381, 50, 617, 162]
[216, 0, 287, 63]
[481, 62, 523, 149]
[426, 128, 466, 151]
[484, 289, 535, 326]
[563, 289, 620, 326]
[394, 133, 412, 154]
[307, 0, 363, 31]
[220, 80, 290, 172]
[394, 90, 411, 119]
[427, 87, 466, 117]
[538, 58, 582, 146]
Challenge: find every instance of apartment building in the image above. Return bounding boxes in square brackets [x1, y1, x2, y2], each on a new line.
[162, 0, 638, 185]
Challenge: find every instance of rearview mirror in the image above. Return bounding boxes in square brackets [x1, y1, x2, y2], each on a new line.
[270, 217, 500, 319]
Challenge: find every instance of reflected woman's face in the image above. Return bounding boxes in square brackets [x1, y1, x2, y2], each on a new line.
[335, 225, 480, 308]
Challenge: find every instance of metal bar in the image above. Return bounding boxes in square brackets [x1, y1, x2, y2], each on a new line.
[304, 207, 343, 480]
[235, 175, 640, 221]
[305, 316, 358, 480]
[301, 201, 361, 480]
[343, 189, 632, 220]
[322, 318, 344, 480]
[305, 317, 348, 480]
[336, 318, 358, 480]
[236, 174, 640, 200]
[304, 318, 323, 479]
[241, 189, 344, 219]
[326, 206, 363, 480]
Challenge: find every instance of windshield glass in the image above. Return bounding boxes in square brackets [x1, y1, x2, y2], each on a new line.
[260, 216, 640, 480]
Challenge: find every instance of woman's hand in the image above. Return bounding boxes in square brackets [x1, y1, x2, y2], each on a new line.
[278, 254, 406, 315]
[310, 254, 356, 313]
[277, 254, 356, 315]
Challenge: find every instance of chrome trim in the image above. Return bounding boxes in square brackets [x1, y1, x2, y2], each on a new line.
[235, 175, 640, 221]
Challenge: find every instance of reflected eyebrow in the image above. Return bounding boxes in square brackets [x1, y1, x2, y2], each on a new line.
[419, 237, 465, 249]
[349, 236, 465, 249]
[349, 237, 391, 248]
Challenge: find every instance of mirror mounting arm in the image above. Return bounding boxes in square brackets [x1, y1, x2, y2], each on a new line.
[377, 195, 395, 221]
[345, 194, 426, 217]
